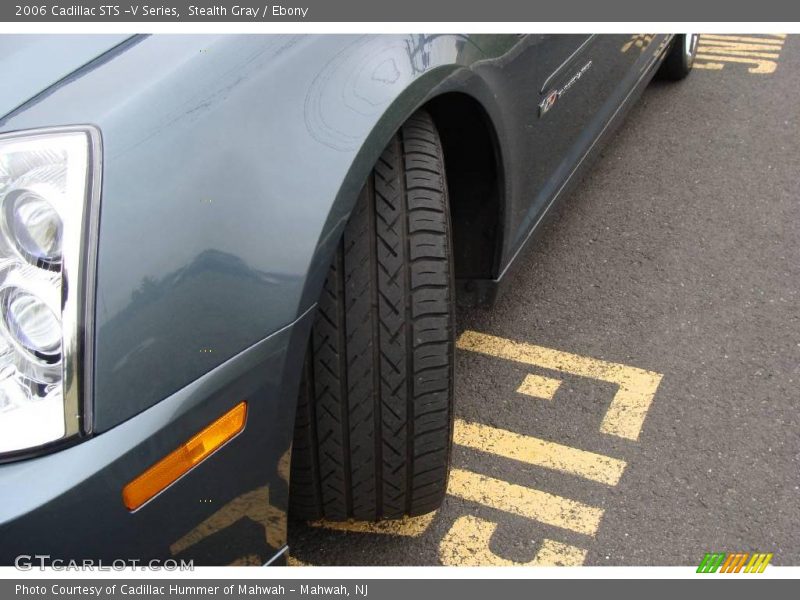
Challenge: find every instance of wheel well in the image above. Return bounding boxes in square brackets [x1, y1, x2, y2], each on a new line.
[424, 93, 504, 290]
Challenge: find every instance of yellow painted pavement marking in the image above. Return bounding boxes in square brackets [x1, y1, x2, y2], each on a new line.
[454, 419, 627, 485]
[694, 62, 725, 70]
[439, 515, 587, 566]
[302, 332, 661, 564]
[309, 513, 435, 537]
[697, 47, 781, 59]
[516, 373, 562, 400]
[696, 54, 778, 74]
[700, 34, 785, 45]
[457, 330, 663, 441]
[534, 539, 588, 566]
[447, 468, 604, 536]
[695, 34, 786, 74]
[287, 555, 309, 566]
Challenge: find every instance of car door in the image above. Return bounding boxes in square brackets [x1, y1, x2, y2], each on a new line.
[471, 34, 670, 270]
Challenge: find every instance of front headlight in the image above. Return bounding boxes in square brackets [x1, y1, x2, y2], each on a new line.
[0, 128, 100, 457]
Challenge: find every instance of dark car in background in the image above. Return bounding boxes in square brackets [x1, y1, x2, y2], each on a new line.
[0, 33, 696, 566]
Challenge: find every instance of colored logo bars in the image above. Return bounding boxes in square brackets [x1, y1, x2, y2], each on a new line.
[697, 552, 773, 573]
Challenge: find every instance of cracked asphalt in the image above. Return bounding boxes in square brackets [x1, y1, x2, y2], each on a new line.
[287, 35, 800, 566]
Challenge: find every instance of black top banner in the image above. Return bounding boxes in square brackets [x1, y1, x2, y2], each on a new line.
[2, 0, 800, 22]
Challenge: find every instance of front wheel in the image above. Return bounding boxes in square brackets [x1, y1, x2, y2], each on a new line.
[658, 34, 699, 80]
[289, 110, 456, 521]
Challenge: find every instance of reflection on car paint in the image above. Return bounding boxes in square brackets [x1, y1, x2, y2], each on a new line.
[170, 449, 291, 566]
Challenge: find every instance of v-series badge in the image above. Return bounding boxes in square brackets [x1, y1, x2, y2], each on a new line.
[539, 60, 593, 117]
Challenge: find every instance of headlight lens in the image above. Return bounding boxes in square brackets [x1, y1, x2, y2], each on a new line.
[0, 129, 98, 456]
[4, 183, 64, 269]
[2, 285, 62, 363]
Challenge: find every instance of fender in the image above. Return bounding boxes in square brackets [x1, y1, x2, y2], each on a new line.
[0, 34, 511, 431]
[296, 35, 512, 312]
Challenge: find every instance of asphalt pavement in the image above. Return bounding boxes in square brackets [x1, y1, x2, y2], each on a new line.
[287, 34, 800, 567]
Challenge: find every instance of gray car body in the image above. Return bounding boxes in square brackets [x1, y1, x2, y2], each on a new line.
[0, 33, 671, 565]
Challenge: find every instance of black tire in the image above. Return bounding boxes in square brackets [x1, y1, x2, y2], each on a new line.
[289, 110, 455, 521]
[658, 34, 699, 80]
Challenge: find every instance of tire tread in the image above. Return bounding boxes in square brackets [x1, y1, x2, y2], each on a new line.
[290, 110, 454, 520]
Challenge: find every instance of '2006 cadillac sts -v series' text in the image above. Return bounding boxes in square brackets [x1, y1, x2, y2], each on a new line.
[0, 33, 696, 565]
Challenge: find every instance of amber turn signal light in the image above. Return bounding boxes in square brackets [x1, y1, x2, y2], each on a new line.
[122, 401, 247, 511]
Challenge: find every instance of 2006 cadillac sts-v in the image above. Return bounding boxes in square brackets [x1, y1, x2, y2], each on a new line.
[0, 34, 696, 565]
